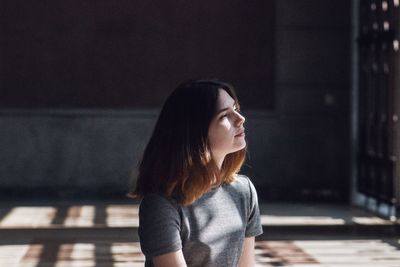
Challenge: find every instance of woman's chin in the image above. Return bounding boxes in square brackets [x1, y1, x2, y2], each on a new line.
[232, 141, 247, 152]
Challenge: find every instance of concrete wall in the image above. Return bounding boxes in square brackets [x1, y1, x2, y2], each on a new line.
[1, 0, 274, 109]
[0, 110, 154, 198]
[0, 0, 351, 202]
[249, 0, 350, 201]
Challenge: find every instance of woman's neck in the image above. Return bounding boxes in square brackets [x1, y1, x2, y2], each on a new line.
[213, 154, 225, 170]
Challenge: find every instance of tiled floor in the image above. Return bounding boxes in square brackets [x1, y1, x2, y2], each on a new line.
[0, 201, 396, 229]
[0, 200, 399, 266]
[2, 238, 400, 266]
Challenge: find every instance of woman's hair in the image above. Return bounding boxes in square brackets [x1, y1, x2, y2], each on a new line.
[129, 79, 246, 205]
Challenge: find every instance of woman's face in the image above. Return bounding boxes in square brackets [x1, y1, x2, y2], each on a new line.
[208, 89, 246, 162]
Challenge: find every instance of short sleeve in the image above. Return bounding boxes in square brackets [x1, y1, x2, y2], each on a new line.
[138, 194, 183, 258]
[245, 178, 263, 237]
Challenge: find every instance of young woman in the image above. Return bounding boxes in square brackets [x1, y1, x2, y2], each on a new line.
[129, 79, 263, 267]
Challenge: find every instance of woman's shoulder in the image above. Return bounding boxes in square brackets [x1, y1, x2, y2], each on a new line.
[233, 173, 250, 183]
[225, 174, 253, 195]
[227, 174, 258, 199]
[139, 193, 180, 213]
[231, 174, 254, 188]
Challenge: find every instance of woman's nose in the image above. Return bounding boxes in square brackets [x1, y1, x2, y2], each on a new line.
[236, 112, 245, 126]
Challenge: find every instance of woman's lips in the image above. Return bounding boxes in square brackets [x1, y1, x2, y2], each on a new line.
[235, 131, 245, 137]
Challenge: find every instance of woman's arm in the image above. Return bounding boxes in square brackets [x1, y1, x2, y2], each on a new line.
[153, 250, 187, 267]
[238, 237, 256, 267]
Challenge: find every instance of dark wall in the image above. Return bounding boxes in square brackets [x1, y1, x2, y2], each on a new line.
[244, 0, 351, 202]
[0, 0, 352, 202]
[1, 1, 274, 109]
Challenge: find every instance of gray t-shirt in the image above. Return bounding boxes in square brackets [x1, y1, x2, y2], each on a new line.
[138, 174, 263, 267]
